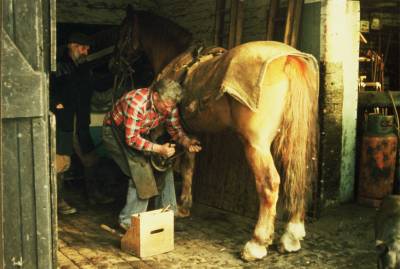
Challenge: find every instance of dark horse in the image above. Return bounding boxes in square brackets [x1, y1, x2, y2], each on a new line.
[113, 6, 319, 261]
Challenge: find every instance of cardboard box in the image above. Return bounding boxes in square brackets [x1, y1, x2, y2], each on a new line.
[121, 208, 174, 257]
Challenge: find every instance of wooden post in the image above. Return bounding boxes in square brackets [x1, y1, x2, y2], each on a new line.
[266, 0, 279, 40]
[235, 0, 244, 47]
[214, 0, 226, 46]
[228, 0, 238, 49]
[284, 0, 295, 44]
[228, 0, 244, 49]
[290, 0, 303, 47]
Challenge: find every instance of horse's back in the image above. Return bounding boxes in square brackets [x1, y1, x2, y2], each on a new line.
[225, 41, 300, 63]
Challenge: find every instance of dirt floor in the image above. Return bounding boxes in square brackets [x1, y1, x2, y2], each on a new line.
[57, 179, 377, 269]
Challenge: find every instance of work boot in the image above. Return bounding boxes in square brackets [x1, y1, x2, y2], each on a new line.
[57, 173, 77, 215]
[58, 199, 77, 215]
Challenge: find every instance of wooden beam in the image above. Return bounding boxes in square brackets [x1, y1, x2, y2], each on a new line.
[284, 0, 295, 44]
[214, 0, 226, 46]
[290, 0, 303, 48]
[266, 0, 279, 40]
[228, 0, 238, 49]
[235, 0, 244, 47]
[358, 91, 400, 107]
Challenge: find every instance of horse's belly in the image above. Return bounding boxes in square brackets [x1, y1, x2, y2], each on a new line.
[185, 95, 231, 133]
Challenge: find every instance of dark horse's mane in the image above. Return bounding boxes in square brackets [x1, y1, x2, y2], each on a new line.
[135, 10, 193, 52]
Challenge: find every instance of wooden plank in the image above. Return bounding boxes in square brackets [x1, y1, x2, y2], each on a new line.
[214, 0, 226, 46]
[284, 0, 295, 44]
[0, 2, 4, 268]
[228, 0, 238, 49]
[1, 31, 44, 119]
[32, 118, 54, 269]
[60, 218, 135, 268]
[14, 0, 41, 70]
[290, 0, 303, 48]
[234, 0, 244, 47]
[57, 250, 80, 269]
[297, 2, 321, 57]
[358, 91, 400, 107]
[266, 0, 279, 40]
[49, 113, 58, 268]
[58, 247, 94, 269]
[2, 120, 23, 268]
[3, 0, 14, 39]
[19, 119, 38, 269]
[193, 131, 259, 218]
[50, 0, 57, 72]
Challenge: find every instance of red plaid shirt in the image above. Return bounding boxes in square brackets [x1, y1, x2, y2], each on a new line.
[104, 88, 187, 151]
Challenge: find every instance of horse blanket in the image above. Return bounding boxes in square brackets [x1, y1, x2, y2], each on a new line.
[158, 41, 314, 112]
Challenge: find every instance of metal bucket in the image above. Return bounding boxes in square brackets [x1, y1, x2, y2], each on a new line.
[358, 114, 398, 207]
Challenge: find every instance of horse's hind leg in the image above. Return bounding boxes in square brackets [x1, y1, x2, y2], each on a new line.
[279, 211, 306, 253]
[240, 142, 281, 261]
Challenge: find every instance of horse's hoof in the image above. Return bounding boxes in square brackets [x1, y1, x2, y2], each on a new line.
[278, 233, 301, 253]
[278, 222, 305, 253]
[175, 206, 191, 218]
[241, 240, 267, 261]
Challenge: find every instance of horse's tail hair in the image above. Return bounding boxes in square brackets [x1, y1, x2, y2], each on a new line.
[272, 55, 319, 219]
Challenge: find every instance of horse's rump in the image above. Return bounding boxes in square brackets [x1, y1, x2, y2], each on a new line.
[158, 40, 315, 113]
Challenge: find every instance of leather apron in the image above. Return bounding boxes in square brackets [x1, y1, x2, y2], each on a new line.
[102, 123, 167, 199]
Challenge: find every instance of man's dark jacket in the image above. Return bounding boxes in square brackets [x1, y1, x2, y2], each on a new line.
[50, 48, 95, 155]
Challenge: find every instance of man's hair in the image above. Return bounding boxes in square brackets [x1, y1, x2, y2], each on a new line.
[152, 79, 183, 103]
[68, 32, 93, 46]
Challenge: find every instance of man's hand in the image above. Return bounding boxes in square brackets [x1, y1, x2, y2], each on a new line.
[182, 137, 202, 153]
[153, 143, 176, 158]
[56, 103, 64, 109]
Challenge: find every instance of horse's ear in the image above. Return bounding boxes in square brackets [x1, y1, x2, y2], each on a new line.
[126, 4, 135, 18]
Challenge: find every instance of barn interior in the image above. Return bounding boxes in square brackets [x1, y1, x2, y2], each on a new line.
[1, 0, 400, 268]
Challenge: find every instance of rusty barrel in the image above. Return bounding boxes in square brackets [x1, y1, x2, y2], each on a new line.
[358, 114, 398, 207]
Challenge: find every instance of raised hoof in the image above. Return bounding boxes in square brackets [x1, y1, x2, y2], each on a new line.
[241, 240, 267, 261]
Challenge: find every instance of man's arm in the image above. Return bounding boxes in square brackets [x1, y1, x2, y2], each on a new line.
[166, 108, 202, 153]
[123, 101, 154, 152]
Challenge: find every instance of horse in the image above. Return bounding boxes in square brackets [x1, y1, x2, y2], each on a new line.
[113, 6, 320, 261]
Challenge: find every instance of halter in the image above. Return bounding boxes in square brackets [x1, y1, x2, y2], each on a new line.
[110, 17, 143, 103]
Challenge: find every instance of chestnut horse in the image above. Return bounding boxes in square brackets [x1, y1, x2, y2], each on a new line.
[113, 7, 319, 261]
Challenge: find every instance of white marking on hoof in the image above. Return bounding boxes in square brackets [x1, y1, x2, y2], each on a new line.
[279, 222, 305, 253]
[241, 240, 267, 261]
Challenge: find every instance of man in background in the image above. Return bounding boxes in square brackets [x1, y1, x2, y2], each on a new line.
[51, 32, 113, 215]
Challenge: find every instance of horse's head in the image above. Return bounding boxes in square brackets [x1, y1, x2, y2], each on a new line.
[111, 6, 194, 76]
[110, 5, 142, 74]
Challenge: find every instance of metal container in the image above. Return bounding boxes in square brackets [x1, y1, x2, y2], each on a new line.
[358, 114, 398, 207]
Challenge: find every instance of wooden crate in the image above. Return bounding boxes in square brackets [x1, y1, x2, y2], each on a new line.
[121, 209, 174, 257]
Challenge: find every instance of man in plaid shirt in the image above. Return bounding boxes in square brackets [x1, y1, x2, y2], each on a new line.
[102, 79, 201, 230]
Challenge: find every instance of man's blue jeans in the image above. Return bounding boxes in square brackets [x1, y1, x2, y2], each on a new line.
[119, 169, 177, 227]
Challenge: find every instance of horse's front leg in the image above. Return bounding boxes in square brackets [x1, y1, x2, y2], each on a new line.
[241, 144, 280, 261]
[176, 151, 196, 218]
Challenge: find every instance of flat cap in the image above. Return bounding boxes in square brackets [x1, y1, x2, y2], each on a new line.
[68, 32, 93, 46]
